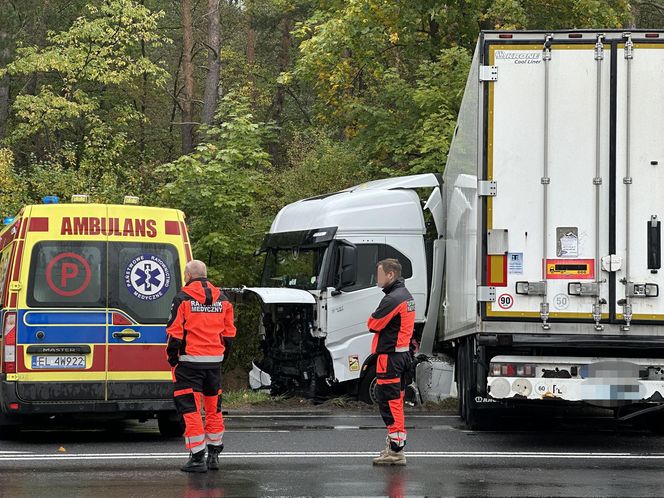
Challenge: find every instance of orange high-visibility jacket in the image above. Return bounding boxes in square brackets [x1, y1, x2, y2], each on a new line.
[367, 278, 415, 354]
[166, 278, 236, 368]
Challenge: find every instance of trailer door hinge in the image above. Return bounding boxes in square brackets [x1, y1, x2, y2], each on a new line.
[568, 282, 600, 297]
[626, 282, 659, 298]
[515, 281, 547, 296]
[477, 286, 496, 302]
[478, 180, 497, 197]
[480, 65, 498, 82]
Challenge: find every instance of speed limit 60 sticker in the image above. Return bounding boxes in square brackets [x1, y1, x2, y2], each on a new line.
[497, 293, 514, 310]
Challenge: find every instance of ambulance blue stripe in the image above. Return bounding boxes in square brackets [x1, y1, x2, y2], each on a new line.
[17, 326, 107, 344]
[23, 311, 107, 325]
[16, 311, 167, 344]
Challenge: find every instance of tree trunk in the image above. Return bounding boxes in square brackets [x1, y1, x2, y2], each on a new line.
[246, 21, 257, 104]
[201, 0, 221, 125]
[271, 16, 292, 124]
[0, 28, 11, 140]
[180, 0, 195, 154]
[268, 16, 292, 159]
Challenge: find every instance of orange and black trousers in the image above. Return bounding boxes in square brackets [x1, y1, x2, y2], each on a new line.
[375, 351, 411, 451]
[172, 363, 225, 453]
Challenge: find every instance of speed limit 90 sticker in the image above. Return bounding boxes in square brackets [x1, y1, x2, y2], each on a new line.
[497, 293, 514, 310]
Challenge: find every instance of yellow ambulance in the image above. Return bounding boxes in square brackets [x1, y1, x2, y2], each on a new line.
[0, 196, 192, 436]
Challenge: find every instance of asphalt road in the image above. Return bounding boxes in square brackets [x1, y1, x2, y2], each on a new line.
[2, 408, 664, 497]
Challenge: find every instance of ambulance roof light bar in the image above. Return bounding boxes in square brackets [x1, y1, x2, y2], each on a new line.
[124, 196, 140, 205]
[71, 194, 90, 203]
[2, 217, 14, 225]
[42, 196, 59, 204]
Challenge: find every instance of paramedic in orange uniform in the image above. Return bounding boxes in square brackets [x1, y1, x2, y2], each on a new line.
[166, 260, 236, 473]
[367, 258, 415, 466]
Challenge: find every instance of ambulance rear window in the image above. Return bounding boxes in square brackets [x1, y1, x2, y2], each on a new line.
[28, 242, 105, 308]
[108, 243, 181, 324]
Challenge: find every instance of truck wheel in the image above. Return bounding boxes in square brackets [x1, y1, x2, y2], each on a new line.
[459, 337, 485, 430]
[644, 412, 664, 435]
[158, 412, 184, 438]
[358, 363, 378, 405]
[457, 349, 465, 419]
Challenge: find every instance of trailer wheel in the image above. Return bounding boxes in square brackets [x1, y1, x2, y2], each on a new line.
[358, 363, 378, 405]
[158, 412, 185, 438]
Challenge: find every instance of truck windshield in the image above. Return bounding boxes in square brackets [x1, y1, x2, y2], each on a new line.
[261, 245, 329, 290]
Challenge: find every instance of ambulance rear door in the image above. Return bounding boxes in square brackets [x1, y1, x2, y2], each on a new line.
[105, 206, 185, 401]
[16, 204, 108, 402]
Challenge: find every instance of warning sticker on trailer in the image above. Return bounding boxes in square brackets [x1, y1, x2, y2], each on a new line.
[557, 227, 579, 258]
[508, 253, 523, 274]
[546, 259, 595, 280]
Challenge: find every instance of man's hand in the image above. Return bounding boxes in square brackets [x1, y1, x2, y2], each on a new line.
[168, 355, 179, 367]
[223, 337, 234, 361]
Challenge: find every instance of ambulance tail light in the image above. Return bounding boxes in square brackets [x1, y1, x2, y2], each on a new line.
[2, 312, 17, 374]
[123, 196, 140, 205]
[112, 312, 133, 326]
[71, 194, 90, 203]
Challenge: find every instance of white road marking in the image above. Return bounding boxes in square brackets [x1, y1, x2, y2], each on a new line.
[225, 414, 458, 419]
[1, 451, 664, 462]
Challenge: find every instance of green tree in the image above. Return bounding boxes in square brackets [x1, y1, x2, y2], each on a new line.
[158, 90, 276, 286]
[2, 0, 169, 203]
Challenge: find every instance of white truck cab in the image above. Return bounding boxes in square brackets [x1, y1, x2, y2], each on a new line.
[244, 174, 444, 400]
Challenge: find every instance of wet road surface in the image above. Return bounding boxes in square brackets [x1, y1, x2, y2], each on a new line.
[2, 409, 664, 496]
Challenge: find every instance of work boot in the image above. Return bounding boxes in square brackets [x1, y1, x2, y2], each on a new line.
[373, 447, 407, 466]
[377, 436, 390, 458]
[206, 443, 224, 471]
[180, 449, 207, 473]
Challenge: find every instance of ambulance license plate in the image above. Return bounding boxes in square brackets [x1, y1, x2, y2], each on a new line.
[32, 355, 86, 369]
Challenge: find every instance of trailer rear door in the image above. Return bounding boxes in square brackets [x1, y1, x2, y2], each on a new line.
[483, 37, 611, 324]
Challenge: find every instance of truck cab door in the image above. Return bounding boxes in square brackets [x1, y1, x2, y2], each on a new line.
[322, 238, 386, 383]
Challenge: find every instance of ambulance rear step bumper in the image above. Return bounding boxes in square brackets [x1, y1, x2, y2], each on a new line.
[0, 379, 174, 415]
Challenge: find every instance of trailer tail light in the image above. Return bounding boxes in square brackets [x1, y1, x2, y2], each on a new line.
[569, 33, 583, 39]
[490, 362, 535, 378]
[2, 312, 17, 373]
[645, 33, 660, 38]
[498, 34, 513, 39]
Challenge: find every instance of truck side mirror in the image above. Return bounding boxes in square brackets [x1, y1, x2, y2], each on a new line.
[337, 243, 357, 290]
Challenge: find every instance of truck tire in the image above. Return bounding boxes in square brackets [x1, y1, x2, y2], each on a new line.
[158, 412, 185, 438]
[358, 362, 378, 405]
[456, 342, 465, 419]
[644, 412, 664, 435]
[458, 337, 486, 430]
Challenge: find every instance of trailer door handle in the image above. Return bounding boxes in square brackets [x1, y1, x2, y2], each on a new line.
[647, 216, 661, 270]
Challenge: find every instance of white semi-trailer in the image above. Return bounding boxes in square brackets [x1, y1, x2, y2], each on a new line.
[246, 30, 664, 429]
[446, 29, 664, 428]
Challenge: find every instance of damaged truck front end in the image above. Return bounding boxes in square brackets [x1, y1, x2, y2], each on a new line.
[243, 226, 357, 397]
[249, 294, 333, 397]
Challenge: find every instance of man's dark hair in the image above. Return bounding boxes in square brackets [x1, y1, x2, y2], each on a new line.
[377, 258, 402, 278]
